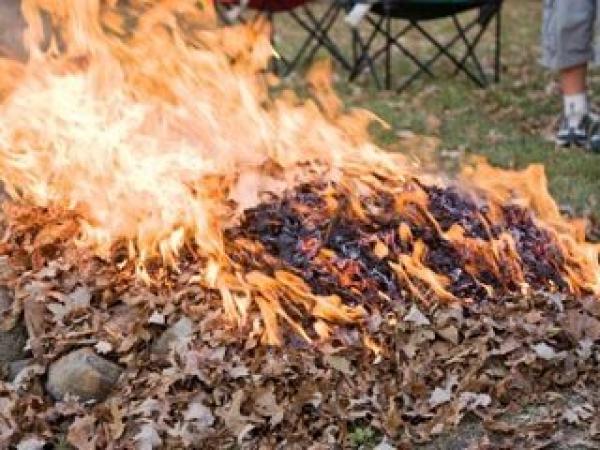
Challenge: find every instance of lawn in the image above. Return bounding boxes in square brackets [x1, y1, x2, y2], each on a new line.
[274, 0, 600, 233]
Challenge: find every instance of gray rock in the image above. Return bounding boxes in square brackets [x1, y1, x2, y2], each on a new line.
[46, 348, 122, 402]
[0, 286, 27, 364]
[152, 317, 193, 355]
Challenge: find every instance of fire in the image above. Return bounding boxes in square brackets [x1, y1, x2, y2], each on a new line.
[0, 0, 597, 345]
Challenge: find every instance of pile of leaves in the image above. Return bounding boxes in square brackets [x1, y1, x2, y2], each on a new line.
[0, 200, 599, 449]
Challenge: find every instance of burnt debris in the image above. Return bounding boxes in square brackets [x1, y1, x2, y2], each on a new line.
[226, 180, 572, 308]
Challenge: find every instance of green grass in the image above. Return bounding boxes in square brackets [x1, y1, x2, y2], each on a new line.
[348, 425, 381, 449]
[345, 78, 600, 215]
[274, 0, 600, 222]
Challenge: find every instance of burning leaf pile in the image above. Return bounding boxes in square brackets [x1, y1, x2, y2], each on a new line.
[0, 0, 598, 448]
[229, 177, 580, 307]
[224, 160, 599, 343]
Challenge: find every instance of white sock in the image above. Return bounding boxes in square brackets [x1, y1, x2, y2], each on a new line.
[563, 93, 588, 128]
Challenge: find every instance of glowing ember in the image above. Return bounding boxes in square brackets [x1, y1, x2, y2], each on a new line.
[0, 0, 597, 345]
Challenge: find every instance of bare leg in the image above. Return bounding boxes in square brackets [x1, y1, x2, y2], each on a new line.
[555, 63, 590, 147]
[560, 63, 587, 95]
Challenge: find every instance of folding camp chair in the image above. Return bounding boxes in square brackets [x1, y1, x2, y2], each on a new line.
[347, 0, 503, 91]
[215, 0, 352, 77]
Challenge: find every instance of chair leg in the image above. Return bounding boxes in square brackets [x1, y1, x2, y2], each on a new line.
[350, 15, 386, 87]
[452, 15, 488, 85]
[352, 16, 440, 92]
[452, 4, 503, 86]
[267, 10, 285, 75]
[364, 17, 435, 80]
[495, 2, 502, 83]
[299, 5, 350, 70]
[282, 3, 341, 76]
[411, 20, 486, 88]
[215, 2, 229, 24]
[396, 18, 481, 91]
[385, 14, 392, 89]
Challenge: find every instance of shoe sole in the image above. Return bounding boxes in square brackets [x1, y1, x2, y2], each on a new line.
[556, 135, 588, 149]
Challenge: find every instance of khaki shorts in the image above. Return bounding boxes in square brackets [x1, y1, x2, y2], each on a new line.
[541, 0, 600, 70]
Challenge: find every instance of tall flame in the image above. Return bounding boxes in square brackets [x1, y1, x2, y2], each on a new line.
[0, 0, 597, 345]
[1, 0, 382, 264]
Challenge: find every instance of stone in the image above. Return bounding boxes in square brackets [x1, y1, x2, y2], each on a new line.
[152, 317, 193, 355]
[0, 286, 28, 364]
[46, 348, 122, 402]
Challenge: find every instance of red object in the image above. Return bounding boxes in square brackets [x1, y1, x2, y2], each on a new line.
[216, 0, 312, 12]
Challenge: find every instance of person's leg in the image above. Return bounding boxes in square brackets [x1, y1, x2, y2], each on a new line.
[561, 64, 588, 96]
[541, 0, 596, 147]
[560, 63, 588, 129]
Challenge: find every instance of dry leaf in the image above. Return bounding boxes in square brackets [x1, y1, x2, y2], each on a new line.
[95, 340, 113, 354]
[458, 392, 491, 411]
[429, 374, 458, 408]
[228, 365, 250, 379]
[404, 304, 430, 327]
[437, 325, 459, 344]
[373, 438, 396, 450]
[253, 385, 284, 427]
[216, 389, 256, 442]
[47, 286, 91, 324]
[532, 342, 561, 361]
[109, 400, 126, 441]
[134, 423, 162, 450]
[184, 402, 215, 429]
[324, 354, 354, 376]
[16, 437, 45, 450]
[148, 311, 165, 325]
[429, 387, 452, 408]
[67, 415, 97, 450]
[563, 310, 600, 341]
[562, 404, 594, 425]
[373, 240, 389, 259]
